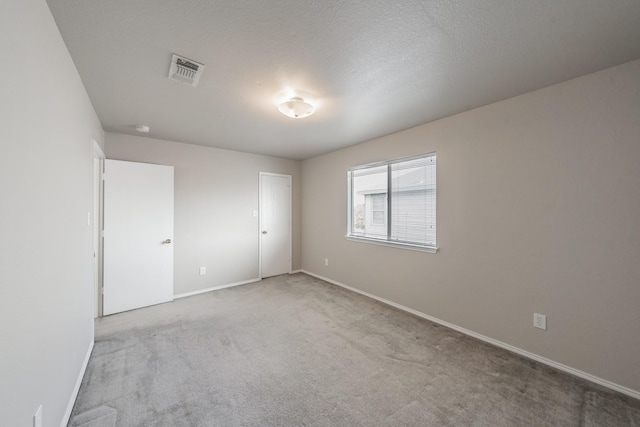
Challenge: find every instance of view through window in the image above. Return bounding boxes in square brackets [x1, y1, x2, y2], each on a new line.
[348, 153, 436, 249]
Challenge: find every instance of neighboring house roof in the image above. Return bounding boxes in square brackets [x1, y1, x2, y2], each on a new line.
[358, 168, 435, 195]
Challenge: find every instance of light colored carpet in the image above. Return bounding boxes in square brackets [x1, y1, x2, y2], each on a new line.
[69, 273, 640, 426]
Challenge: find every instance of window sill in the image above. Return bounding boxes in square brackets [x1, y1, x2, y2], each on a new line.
[345, 235, 438, 253]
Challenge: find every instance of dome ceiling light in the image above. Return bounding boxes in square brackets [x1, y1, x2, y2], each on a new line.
[277, 97, 315, 119]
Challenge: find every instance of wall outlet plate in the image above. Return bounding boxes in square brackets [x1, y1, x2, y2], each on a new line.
[199, 267, 206, 275]
[533, 313, 547, 330]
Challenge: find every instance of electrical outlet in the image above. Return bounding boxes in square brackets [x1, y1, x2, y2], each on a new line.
[199, 267, 206, 275]
[533, 313, 547, 330]
[324, 258, 329, 266]
[34, 405, 42, 427]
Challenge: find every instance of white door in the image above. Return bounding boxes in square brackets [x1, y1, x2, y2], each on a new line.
[103, 160, 174, 315]
[260, 173, 291, 278]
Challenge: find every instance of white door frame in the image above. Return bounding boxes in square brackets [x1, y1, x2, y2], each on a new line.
[92, 140, 105, 318]
[259, 172, 292, 278]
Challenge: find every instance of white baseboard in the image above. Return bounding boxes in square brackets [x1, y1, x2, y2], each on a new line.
[174, 278, 261, 299]
[61, 339, 94, 427]
[301, 270, 640, 401]
[175, 271, 303, 300]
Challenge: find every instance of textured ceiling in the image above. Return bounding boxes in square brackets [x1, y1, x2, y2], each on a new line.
[46, 0, 640, 160]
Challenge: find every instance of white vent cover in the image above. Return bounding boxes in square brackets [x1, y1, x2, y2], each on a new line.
[168, 54, 205, 87]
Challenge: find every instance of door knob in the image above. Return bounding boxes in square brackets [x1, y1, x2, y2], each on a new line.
[262, 230, 268, 234]
[162, 239, 172, 244]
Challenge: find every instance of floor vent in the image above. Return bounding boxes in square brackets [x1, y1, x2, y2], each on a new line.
[168, 54, 205, 87]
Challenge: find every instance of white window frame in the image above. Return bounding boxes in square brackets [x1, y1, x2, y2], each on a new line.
[346, 153, 438, 253]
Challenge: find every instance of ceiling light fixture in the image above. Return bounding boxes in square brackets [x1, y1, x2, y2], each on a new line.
[277, 97, 315, 119]
[135, 124, 150, 133]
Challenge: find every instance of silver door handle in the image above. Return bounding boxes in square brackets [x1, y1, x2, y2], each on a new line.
[162, 239, 172, 244]
[262, 230, 267, 234]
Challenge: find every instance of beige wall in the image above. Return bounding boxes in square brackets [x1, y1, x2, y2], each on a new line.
[0, 0, 104, 425]
[301, 59, 640, 393]
[106, 133, 301, 296]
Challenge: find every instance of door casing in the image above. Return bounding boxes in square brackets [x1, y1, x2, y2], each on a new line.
[92, 140, 105, 318]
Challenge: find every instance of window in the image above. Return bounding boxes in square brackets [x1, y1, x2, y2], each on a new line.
[348, 153, 436, 251]
[371, 194, 386, 225]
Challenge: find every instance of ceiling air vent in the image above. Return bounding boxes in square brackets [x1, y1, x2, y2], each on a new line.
[168, 54, 205, 87]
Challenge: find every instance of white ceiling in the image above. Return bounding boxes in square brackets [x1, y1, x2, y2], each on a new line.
[47, 0, 640, 160]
